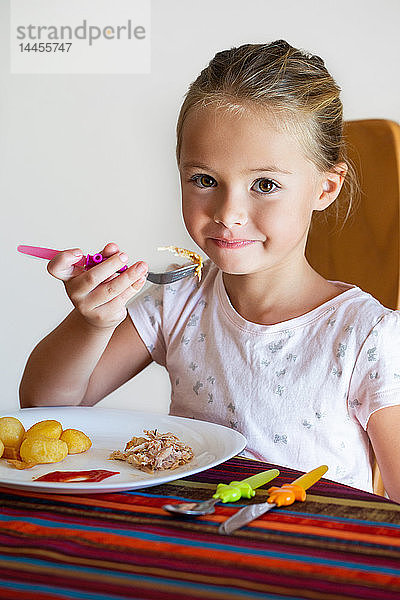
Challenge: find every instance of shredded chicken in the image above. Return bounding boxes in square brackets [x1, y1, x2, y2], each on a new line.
[109, 429, 194, 474]
[157, 246, 203, 281]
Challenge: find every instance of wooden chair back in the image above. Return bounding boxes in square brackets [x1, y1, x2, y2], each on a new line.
[306, 119, 400, 496]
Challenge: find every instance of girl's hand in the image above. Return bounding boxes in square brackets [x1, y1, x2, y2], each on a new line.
[47, 242, 148, 330]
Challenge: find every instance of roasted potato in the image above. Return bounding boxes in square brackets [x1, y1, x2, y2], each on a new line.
[25, 420, 62, 440]
[0, 417, 25, 448]
[19, 436, 68, 464]
[2, 446, 20, 460]
[0, 439, 4, 458]
[60, 429, 92, 454]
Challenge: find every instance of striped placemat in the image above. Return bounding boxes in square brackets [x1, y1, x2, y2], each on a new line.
[0, 457, 399, 600]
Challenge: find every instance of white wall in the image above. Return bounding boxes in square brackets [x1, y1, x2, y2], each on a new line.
[2, 0, 399, 413]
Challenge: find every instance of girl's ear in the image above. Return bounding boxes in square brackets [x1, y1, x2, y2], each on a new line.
[314, 162, 348, 211]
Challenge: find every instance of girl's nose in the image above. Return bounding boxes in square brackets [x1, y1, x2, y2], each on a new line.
[213, 196, 248, 228]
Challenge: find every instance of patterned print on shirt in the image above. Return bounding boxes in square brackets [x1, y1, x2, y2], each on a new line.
[268, 339, 286, 353]
[208, 393, 213, 403]
[302, 420, 312, 429]
[336, 343, 347, 358]
[332, 367, 342, 377]
[276, 369, 286, 377]
[328, 318, 336, 326]
[207, 376, 215, 385]
[193, 381, 203, 395]
[187, 314, 199, 327]
[274, 385, 286, 396]
[230, 421, 238, 429]
[273, 434, 288, 444]
[367, 347, 378, 361]
[181, 335, 191, 345]
[315, 412, 327, 420]
[261, 359, 271, 367]
[198, 333, 206, 342]
[227, 402, 236, 413]
[335, 465, 346, 478]
[349, 398, 362, 408]
[287, 354, 297, 362]
[369, 372, 379, 379]
[149, 315, 156, 327]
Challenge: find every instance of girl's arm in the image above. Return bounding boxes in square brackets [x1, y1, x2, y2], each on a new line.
[20, 311, 152, 407]
[367, 405, 400, 503]
[19, 243, 151, 408]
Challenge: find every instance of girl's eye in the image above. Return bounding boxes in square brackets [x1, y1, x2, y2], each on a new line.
[252, 178, 279, 194]
[190, 174, 216, 188]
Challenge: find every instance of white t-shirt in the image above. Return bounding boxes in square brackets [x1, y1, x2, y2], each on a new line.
[128, 260, 400, 492]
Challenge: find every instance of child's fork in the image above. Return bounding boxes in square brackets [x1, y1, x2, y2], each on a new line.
[17, 245, 199, 285]
[146, 263, 198, 284]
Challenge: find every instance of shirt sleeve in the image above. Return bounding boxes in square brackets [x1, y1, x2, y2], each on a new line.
[127, 283, 167, 367]
[348, 310, 400, 430]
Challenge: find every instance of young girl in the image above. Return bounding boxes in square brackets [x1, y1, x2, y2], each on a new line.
[20, 40, 400, 500]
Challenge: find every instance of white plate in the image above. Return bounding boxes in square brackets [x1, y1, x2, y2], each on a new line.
[0, 407, 246, 494]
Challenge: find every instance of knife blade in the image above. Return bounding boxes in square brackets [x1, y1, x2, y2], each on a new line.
[219, 464, 328, 535]
[219, 500, 277, 534]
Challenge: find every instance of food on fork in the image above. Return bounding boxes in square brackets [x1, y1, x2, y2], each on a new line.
[158, 246, 203, 281]
[0, 417, 92, 469]
[110, 429, 194, 474]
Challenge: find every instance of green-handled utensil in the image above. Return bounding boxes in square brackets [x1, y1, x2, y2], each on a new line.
[162, 468, 280, 516]
[219, 465, 328, 534]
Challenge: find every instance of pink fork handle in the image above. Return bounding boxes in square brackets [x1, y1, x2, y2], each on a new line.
[17, 245, 62, 260]
[17, 245, 127, 273]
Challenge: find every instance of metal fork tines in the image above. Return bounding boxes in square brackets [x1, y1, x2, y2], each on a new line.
[146, 263, 198, 285]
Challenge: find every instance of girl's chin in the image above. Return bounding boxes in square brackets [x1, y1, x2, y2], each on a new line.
[209, 256, 258, 275]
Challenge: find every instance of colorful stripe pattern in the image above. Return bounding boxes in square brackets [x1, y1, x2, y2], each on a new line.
[0, 457, 400, 600]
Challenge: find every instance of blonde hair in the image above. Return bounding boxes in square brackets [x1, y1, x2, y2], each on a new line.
[176, 40, 358, 227]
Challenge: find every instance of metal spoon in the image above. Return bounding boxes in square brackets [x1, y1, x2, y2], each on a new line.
[162, 468, 280, 517]
[163, 497, 220, 516]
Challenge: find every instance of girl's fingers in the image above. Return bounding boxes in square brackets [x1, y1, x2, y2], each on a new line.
[47, 249, 85, 282]
[84, 262, 148, 310]
[68, 252, 131, 297]
[90, 277, 147, 324]
[100, 242, 119, 258]
[92, 244, 121, 283]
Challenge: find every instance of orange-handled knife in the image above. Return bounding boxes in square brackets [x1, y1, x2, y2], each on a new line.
[219, 465, 328, 535]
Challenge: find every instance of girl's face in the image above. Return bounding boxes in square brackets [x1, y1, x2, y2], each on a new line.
[179, 106, 341, 276]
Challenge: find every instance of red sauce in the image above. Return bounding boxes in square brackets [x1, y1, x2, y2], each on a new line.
[33, 469, 119, 483]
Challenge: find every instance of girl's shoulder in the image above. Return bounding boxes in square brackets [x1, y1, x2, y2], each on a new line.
[326, 279, 400, 335]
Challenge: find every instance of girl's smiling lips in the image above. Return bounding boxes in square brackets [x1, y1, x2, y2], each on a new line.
[211, 238, 258, 248]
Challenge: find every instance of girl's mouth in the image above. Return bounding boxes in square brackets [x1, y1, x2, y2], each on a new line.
[211, 238, 257, 249]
